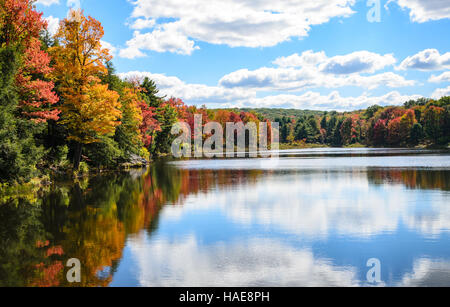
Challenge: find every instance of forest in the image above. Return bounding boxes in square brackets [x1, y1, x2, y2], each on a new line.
[0, 1, 449, 185]
[272, 97, 450, 148]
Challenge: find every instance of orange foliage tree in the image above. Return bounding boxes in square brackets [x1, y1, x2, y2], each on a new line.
[399, 109, 417, 142]
[49, 10, 121, 170]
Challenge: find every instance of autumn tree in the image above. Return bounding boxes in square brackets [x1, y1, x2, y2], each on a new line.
[49, 10, 121, 170]
[340, 117, 354, 145]
[0, 0, 59, 122]
[372, 119, 388, 146]
[139, 98, 160, 151]
[16, 31, 59, 122]
[387, 117, 402, 146]
[399, 109, 417, 144]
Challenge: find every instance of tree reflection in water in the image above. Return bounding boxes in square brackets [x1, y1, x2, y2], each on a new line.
[0, 163, 448, 286]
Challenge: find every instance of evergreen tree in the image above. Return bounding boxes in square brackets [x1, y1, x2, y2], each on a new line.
[294, 122, 307, 141]
[141, 77, 163, 108]
[331, 119, 344, 147]
[410, 123, 424, 145]
[326, 115, 337, 144]
[320, 115, 328, 132]
[152, 103, 179, 154]
[0, 47, 43, 183]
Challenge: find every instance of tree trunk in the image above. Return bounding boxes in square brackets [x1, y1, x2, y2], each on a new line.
[73, 142, 82, 171]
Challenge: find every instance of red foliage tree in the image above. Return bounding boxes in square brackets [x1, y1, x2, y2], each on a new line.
[373, 119, 388, 145]
[387, 117, 402, 145]
[380, 107, 406, 121]
[16, 38, 60, 122]
[1, 0, 59, 122]
[398, 109, 417, 142]
[229, 111, 241, 123]
[139, 101, 160, 148]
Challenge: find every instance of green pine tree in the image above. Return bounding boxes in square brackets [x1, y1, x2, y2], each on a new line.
[0, 47, 44, 183]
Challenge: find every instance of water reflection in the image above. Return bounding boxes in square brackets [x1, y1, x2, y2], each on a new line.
[0, 150, 449, 286]
[368, 169, 449, 191]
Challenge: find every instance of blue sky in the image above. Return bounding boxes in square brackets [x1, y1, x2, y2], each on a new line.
[36, 0, 450, 111]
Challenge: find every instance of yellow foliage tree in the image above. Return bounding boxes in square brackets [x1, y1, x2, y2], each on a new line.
[49, 10, 121, 170]
[119, 87, 143, 147]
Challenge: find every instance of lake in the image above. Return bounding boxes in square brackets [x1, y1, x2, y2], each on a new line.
[1, 148, 449, 287]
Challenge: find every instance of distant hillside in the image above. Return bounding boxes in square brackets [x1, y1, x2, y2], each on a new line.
[215, 108, 326, 121]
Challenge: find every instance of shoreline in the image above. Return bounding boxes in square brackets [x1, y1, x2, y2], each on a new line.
[279, 143, 450, 150]
[1, 145, 449, 190]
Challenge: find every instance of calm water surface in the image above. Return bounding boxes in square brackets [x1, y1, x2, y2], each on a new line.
[1, 148, 449, 286]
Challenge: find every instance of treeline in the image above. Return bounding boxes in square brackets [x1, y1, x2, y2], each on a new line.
[224, 108, 325, 121]
[274, 97, 450, 147]
[0, 2, 268, 184]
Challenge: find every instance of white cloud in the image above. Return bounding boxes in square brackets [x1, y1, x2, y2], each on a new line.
[116, 49, 427, 111]
[36, 0, 60, 6]
[120, 27, 199, 57]
[118, 70, 420, 110]
[122, 0, 357, 55]
[118, 71, 254, 104]
[219, 50, 410, 91]
[273, 50, 396, 74]
[431, 86, 450, 99]
[273, 50, 328, 68]
[355, 72, 416, 89]
[428, 71, 450, 83]
[397, 49, 450, 71]
[44, 16, 60, 36]
[387, 0, 450, 23]
[397, 258, 450, 287]
[242, 91, 421, 110]
[128, 236, 359, 287]
[219, 67, 414, 91]
[320, 51, 396, 74]
[129, 18, 156, 30]
[119, 46, 146, 59]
